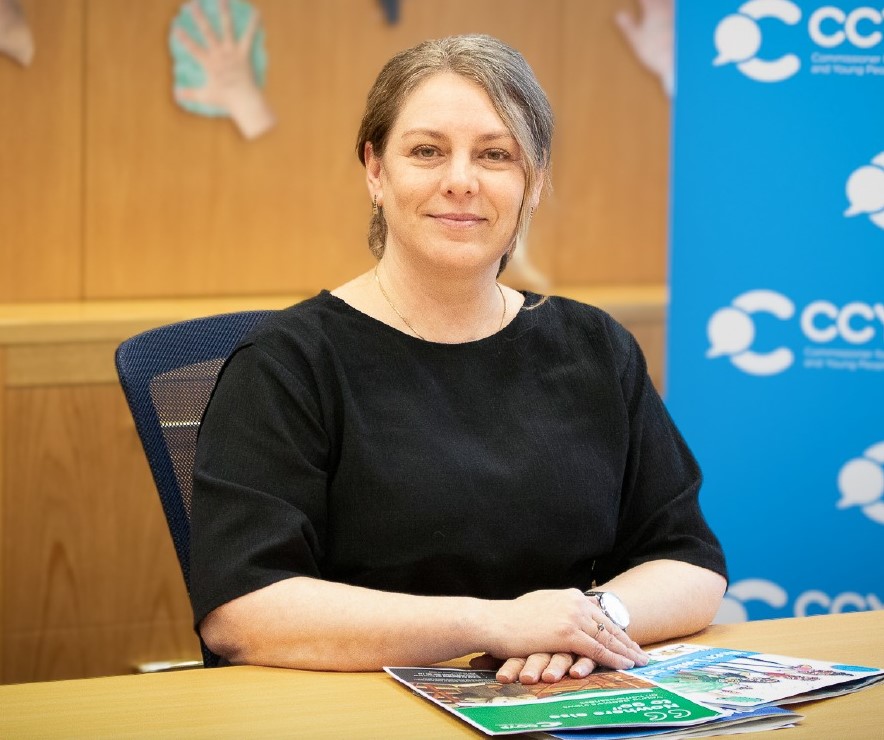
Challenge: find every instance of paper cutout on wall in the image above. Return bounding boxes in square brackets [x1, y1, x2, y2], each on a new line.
[378, 0, 400, 24]
[0, 0, 34, 67]
[170, 0, 275, 139]
[615, 0, 673, 96]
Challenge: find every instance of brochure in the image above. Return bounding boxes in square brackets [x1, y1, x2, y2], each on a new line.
[542, 705, 802, 739]
[630, 643, 884, 710]
[384, 666, 725, 736]
[386, 644, 881, 736]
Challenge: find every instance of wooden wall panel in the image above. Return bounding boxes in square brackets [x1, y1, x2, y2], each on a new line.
[554, 0, 670, 285]
[2, 385, 199, 683]
[0, 0, 83, 302]
[82, 0, 562, 299]
[1, 0, 670, 303]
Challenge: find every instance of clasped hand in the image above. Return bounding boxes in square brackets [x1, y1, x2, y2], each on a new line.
[471, 588, 649, 684]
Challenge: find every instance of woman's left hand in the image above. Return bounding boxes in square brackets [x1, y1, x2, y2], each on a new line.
[470, 652, 598, 684]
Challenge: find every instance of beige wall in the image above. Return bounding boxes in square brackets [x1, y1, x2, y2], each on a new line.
[1, 0, 669, 302]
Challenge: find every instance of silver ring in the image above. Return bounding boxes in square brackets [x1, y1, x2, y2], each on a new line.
[595, 621, 605, 638]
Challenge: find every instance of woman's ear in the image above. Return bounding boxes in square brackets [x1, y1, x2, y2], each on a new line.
[530, 172, 545, 209]
[365, 142, 383, 195]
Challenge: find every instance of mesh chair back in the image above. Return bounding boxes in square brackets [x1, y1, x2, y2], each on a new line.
[115, 310, 274, 666]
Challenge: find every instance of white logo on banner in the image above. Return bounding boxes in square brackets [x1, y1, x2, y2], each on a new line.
[809, 6, 884, 49]
[845, 152, 884, 230]
[715, 578, 788, 622]
[709, 292, 884, 375]
[715, 3, 884, 79]
[838, 441, 884, 524]
[706, 290, 795, 375]
[713, 0, 802, 81]
[716, 578, 883, 622]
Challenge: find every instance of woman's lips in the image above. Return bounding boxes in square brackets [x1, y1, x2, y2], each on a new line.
[432, 213, 485, 227]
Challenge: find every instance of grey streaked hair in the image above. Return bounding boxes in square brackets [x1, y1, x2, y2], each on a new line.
[355, 34, 554, 274]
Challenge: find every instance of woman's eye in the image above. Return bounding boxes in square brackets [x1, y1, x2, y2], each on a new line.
[484, 149, 511, 162]
[412, 146, 438, 158]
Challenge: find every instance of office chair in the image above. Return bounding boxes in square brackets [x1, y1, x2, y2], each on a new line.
[115, 310, 275, 667]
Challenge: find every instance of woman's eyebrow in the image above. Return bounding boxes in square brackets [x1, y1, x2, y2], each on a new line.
[400, 128, 515, 142]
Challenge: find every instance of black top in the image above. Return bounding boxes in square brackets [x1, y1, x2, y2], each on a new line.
[190, 291, 726, 627]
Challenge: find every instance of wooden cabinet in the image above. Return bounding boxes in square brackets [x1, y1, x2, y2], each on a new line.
[0, 297, 296, 683]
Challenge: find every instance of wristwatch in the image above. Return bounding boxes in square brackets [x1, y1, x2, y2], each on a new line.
[584, 590, 630, 631]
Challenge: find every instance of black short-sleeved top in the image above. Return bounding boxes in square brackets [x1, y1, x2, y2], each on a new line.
[189, 291, 726, 627]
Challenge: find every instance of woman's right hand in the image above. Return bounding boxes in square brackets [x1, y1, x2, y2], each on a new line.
[481, 588, 648, 683]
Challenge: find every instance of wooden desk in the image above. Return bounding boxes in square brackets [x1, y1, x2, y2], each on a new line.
[0, 611, 880, 739]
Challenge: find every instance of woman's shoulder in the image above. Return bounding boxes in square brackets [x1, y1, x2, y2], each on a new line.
[245, 291, 350, 342]
[527, 293, 631, 342]
[227, 291, 358, 367]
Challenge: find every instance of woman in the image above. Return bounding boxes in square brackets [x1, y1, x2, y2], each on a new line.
[190, 34, 727, 685]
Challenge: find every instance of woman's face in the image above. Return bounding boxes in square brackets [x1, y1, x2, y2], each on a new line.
[366, 72, 538, 276]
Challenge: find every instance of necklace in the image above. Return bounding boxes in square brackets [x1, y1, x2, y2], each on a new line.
[374, 263, 506, 342]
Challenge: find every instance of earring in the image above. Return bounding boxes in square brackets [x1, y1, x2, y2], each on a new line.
[372, 194, 379, 216]
[529, 206, 535, 220]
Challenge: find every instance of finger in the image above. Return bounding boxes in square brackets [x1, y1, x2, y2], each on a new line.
[519, 653, 552, 685]
[571, 622, 634, 670]
[592, 618, 643, 666]
[593, 619, 649, 666]
[569, 656, 597, 679]
[219, 0, 233, 41]
[541, 653, 576, 683]
[238, 9, 261, 54]
[496, 657, 526, 684]
[608, 624, 650, 665]
[175, 27, 208, 63]
[189, 0, 217, 45]
[614, 10, 638, 39]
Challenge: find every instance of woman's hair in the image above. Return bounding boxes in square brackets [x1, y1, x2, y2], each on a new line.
[355, 34, 554, 273]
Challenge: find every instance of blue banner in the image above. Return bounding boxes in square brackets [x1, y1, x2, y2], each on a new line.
[669, 0, 883, 622]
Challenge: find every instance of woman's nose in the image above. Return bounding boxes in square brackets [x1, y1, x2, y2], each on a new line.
[441, 153, 478, 196]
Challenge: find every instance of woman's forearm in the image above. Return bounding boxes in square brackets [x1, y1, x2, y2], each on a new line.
[597, 560, 727, 645]
[200, 576, 492, 670]
[199, 577, 649, 672]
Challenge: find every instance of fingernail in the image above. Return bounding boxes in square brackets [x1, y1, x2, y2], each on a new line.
[571, 665, 588, 678]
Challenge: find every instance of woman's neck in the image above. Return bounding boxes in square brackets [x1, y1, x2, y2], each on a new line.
[375, 255, 508, 343]
[332, 252, 523, 344]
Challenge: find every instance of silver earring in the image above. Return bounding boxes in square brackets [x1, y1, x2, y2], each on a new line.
[372, 194, 379, 216]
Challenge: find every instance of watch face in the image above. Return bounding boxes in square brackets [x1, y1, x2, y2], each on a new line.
[599, 592, 630, 630]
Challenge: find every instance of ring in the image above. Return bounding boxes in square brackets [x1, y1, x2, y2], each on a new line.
[595, 621, 605, 637]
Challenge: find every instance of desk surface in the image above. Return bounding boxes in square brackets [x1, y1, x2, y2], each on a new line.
[0, 611, 881, 739]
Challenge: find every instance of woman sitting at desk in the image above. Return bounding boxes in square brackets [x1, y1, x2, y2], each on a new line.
[190, 34, 727, 685]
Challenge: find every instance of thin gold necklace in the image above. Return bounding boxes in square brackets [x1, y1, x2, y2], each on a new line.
[374, 263, 506, 342]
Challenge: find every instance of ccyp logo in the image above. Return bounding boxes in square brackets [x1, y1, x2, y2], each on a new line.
[845, 152, 884, 231]
[809, 6, 884, 48]
[706, 290, 795, 376]
[837, 441, 884, 524]
[715, 578, 787, 622]
[716, 578, 883, 622]
[713, 0, 802, 82]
